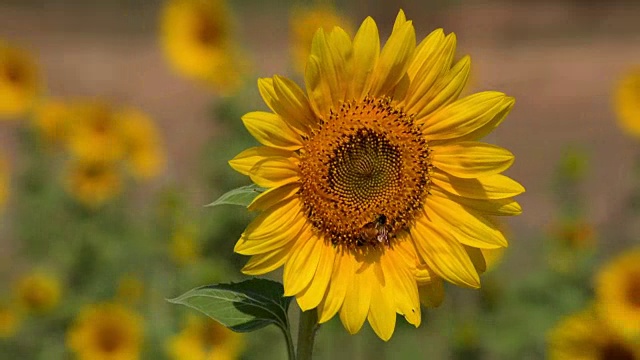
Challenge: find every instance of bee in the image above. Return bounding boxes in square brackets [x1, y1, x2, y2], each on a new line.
[358, 214, 391, 246]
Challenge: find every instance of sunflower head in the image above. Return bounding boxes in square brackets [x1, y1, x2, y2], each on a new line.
[65, 158, 122, 208]
[117, 108, 166, 180]
[289, 4, 353, 74]
[167, 315, 244, 360]
[67, 302, 143, 360]
[14, 272, 61, 315]
[66, 101, 127, 162]
[160, 0, 247, 93]
[548, 309, 640, 360]
[230, 10, 522, 340]
[596, 249, 640, 339]
[0, 40, 42, 118]
[614, 66, 640, 138]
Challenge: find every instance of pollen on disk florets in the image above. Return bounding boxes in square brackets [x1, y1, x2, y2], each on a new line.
[299, 97, 432, 249]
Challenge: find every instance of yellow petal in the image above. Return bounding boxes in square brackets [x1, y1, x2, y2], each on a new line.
[318, 250, 353, 323]
[381, 246, 421, 326]
[369, 21, 416, 97]
[304, 55, 332, 119]
[465, 246, 487, 274]
[431, 169, 525, 200]
[241, 197, 303, 241]
[454, 98, 515, 142]
[432, 141, 514, 178]
[327, 27, 353, 101]
[228, 147, 293, 176]
[234, 214, 306, 255]
[367, 279, 396, 341]
[421, 91, 514, 140]
[418, 278, 445, 308]
[392, 9, 408, 32]
[414, 53, 469, 121]
[296, 243, 336, 310]
[248, 182, 300, 211]
[454, 195, 522, 216]
[283, 230, 323, 296]
[339, 257, 373, 334]
[412, 215, 481, 288]
[241, 242, 294, 275]
[348, 17, 379, 100]
[249, 156, 300, 188]
[258, 77, 316, 134]
[425, 192, 508, 249]
[242, 111, 303, 150]
[306, 29, 342, 115]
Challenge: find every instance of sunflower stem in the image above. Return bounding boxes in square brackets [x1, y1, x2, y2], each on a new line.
[296, 308, 318, 360]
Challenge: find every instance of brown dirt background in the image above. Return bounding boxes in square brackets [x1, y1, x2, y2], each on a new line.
[2, 0, 640, 268]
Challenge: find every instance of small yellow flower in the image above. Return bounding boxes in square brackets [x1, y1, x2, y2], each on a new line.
[0, 40, 42, 118]
[67, 302, 143, 360]
[65, 158, 122, 208]
[614, 66, 640, 138]
[170, 224, 200, 266]
[230, 10, 522, 340]
[117, 275, 145, 305]
[0, 302, 21, 338]
[167, 315, 244, 360]
[160, 0, 247, 94]
[289, 4, 353, 74]
[117, 108, 166, 180]
[548, 308, 640, 360]
[596, 248, 640, 339]
[32, 99, 71, 147]
[14, 272, 61, 314]
[66, 101, 127, 162]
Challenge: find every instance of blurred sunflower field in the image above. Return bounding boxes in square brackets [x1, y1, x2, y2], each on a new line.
[1, 0, 640, 359]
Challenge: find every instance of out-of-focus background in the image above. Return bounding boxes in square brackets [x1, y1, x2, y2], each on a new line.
[1, 0, 640, 359]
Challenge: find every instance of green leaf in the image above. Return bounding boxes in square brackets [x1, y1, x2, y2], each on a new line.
[168, 278, 293, 333]
[205, 184, 265, 208]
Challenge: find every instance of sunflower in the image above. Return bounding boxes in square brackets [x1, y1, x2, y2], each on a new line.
[229, 10, 523, 340]
[160, 0, 247, 93]
[614, 66, 640, 138]
[32, 98, 71, 148]
[66, 101, 127, 162]
[596, 249, 640, 339]
[117, 107, 166, 180]
[289, 4, 353, 75]
[167, 315, 244, 360]
[14, 272, 61, 314]
[548, 308, 640, 360]
[0, 40, 42, 118]
[0, 302, 21, 338]
[65, 158, 122, 208]
[67, 302, 143, 360]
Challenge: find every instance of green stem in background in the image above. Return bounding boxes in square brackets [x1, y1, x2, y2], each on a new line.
[282, 326, 296, 360]
[296, 308, 319, 360]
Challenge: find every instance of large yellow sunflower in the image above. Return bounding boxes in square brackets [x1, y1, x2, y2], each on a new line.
[614, 66, 640, 138]
[0, 40, 42, 119]
[596, 248, 640, 339]
[229, 10, 523, 340]
[166, 315, 244, 360]
[548, 308, 640, 360]
[67, 302, 143, 360]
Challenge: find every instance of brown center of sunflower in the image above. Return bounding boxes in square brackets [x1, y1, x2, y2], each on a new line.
[299, 97, 431, 249]
[599, 341, 636, 360]
[627, 272, 640, 308]
[2, 61, 25, 85]
[95, 321, 125, 353]
[194, 13, 222, 46]
[200, 320, 228, 348]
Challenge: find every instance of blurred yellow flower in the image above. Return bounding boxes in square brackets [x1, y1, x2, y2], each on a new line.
[14, 272, 61, 314]
[117, 275, 145, 305]
[66, 101, 126, 162]
[548, 308, 640, 360]
[289, 4, 353, 74]
[32, 99, 71, 147]
[596, 249, 640, 339]
[0, 40, 42, 119]
[160, 0, 247, 94]
[67, 302, 143, 360]
[117, 108, 166, 180]
[615, 66, 640, 138]
[0, 302, 21, 338]
[65, 158, 122, 208]
[230, 10, 521, 340]
[170, 224, 200, 266]
[167, 316, 244, 360]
